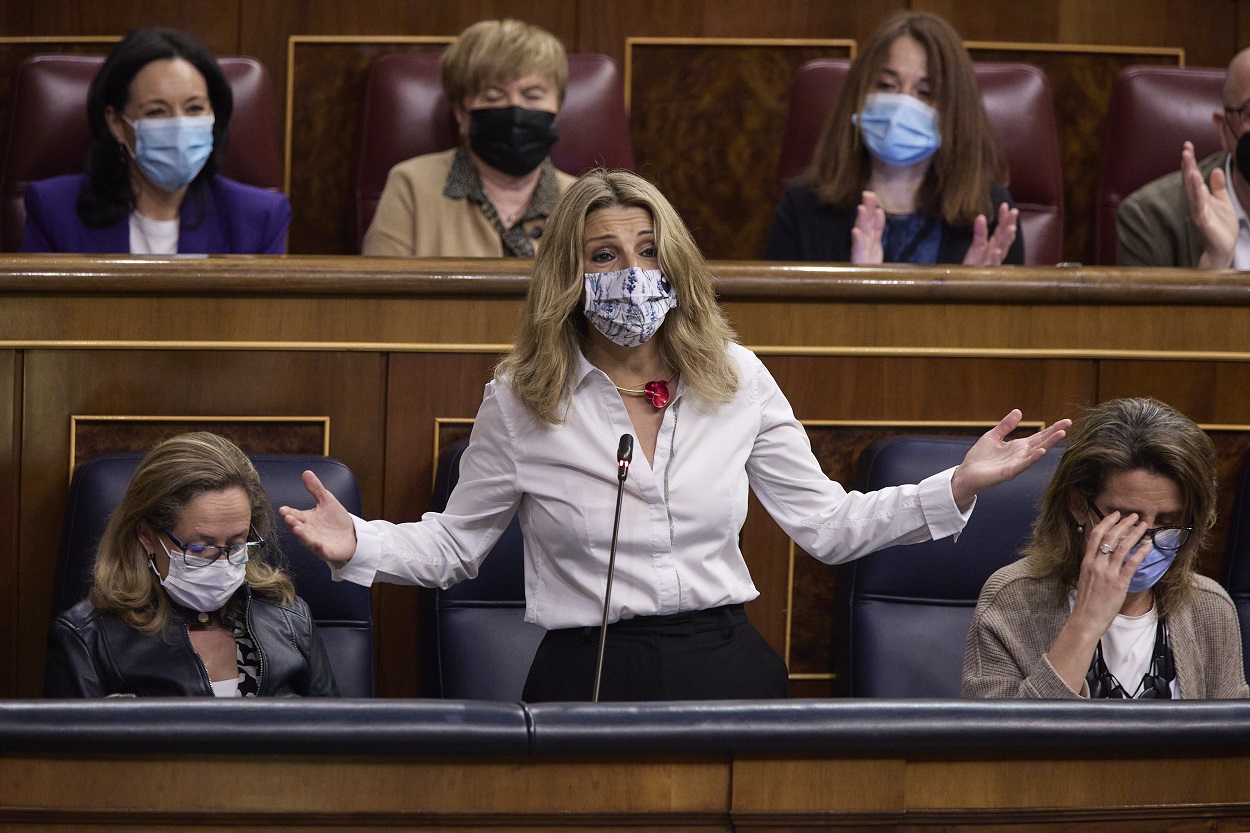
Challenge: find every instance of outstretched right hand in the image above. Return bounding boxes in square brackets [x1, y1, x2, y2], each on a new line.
[279, 470, 357, 566]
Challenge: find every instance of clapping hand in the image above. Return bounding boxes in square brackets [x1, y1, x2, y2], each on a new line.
[850, 190, 886, 264]
[962, 202, 1019, 266]
[1182, 140, 1238, 269]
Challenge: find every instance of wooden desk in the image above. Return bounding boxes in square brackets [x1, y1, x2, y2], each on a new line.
[3, 699, 1250, 831]
[4, 256, 1250, 697]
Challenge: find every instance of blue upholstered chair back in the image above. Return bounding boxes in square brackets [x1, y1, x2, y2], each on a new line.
[429, 438, 544, 701]
[1222, 450, 1250, 681]
[53, 451, 374, 697]
[834, 434, 1064, 697]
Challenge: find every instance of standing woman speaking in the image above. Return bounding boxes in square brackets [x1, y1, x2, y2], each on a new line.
[284, 169, 1067, 702]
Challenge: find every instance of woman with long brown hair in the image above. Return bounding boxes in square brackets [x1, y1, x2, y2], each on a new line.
[765, 11, 1021, 265]
[963, 398, 1247, 699]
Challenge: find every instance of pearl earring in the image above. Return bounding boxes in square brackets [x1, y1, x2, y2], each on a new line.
[1076, 525, 1083, 534]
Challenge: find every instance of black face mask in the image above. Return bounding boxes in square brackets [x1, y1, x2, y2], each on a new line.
[1237, 130, 1250, 184]
[468, 106, 558, 177]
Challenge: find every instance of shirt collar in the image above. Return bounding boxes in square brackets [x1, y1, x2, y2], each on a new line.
[444, 144, 561, 219]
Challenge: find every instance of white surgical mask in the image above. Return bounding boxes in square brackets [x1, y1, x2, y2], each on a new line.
[122, 114, 215, 193]
[153, 541, 246, 613]
[584, 267, 677, 348]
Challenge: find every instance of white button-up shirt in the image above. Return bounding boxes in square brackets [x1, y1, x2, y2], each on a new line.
[1223, 155, 1250, 270]
[336, 343, 971, 629]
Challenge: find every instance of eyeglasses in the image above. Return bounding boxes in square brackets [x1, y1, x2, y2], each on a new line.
[1085, 499, 1192, 552]
[1225, 100, 1250, 131]
[161, 526, 265, 568]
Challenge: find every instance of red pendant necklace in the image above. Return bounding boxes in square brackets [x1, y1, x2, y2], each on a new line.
[614, 378, 671, 408]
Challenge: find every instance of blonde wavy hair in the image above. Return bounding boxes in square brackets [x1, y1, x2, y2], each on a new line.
[805, 11, 1005, 227]
[441, 19, 568, 107]
[88, 432, 294, 635]
[1022, 398, 1217, 618]
[496, 169, 740, 424]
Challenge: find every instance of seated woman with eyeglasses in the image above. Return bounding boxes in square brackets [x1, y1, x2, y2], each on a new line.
[963, 397, 1247, 699]
[44, 432, 338, 697]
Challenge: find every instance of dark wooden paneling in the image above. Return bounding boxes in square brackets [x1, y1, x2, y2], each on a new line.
[0, 352, 17, 697]
[380, 352, 505, 697]
[286, 40, 449, 255]
[627, 41, 853, 261]
[240, 0, 579, 121]
[575, 1, 891, 66]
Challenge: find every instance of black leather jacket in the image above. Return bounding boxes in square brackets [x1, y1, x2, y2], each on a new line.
[44, 588, 340, 697]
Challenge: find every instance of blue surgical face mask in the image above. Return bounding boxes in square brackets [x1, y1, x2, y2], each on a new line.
[1126, 543, 1179, 594]
[584, 267, 677, 348]
[123, 114, 216, 193]
[854, 92, 941, 167]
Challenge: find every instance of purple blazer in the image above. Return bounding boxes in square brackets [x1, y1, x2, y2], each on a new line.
[20, 173, 292, 254]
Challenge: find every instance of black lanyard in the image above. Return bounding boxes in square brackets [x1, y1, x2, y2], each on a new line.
[1085, 618, 1174, 699]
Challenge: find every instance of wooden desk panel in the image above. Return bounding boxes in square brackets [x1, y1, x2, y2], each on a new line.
[4, 256, 1250, 697]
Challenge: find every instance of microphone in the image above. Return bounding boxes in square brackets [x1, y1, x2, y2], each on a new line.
[593, 434, 633, 702]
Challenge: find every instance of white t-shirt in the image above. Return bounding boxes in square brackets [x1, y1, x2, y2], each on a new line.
[1222, 156, 1250, 270]
[210, 676, 240, 697]
[1071, 591, 1181, 698]
[129, 211, 179, 255]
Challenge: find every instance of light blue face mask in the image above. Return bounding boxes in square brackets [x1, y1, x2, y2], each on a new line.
[123, 114, 215, 193]
[854, 92, 941, 167]
[1126, 543, 1179, 593]
[584, 267, 677, 348]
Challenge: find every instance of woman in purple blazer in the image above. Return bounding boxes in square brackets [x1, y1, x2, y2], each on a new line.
[20, 27, 290, 255]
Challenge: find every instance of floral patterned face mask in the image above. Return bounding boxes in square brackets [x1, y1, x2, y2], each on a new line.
[583, 267, 677, 348]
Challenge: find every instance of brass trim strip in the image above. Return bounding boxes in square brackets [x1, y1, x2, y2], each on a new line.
[69, 415, 331, 479]
[965, 40, 1185, 64]
[11, 341, 1250, 363]
[0, 36, 121, 44]
[283, 34, 456, 194]
[0, 340, 513, 353]
[623, 36, 856, 115]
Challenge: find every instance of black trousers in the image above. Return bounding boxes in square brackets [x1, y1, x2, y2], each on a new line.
[521, 604, 790, 702]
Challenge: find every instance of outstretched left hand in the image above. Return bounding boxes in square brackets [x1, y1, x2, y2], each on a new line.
[949, 410, 1071, 511]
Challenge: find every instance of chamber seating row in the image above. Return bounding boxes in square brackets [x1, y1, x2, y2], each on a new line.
[0, 50, 1226, 264]
[55, 434, 1250, 701]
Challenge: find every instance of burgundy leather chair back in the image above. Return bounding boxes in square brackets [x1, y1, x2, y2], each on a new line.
[775, 58, 1065, 265]
[355, 50, 635, 250]
[1, 53, 283, 252]
[1093, 65, 1225, 265]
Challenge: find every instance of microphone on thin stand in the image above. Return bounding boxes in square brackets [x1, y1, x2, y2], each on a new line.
[593, 433, 633, 702]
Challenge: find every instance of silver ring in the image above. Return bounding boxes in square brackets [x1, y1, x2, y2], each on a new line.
[1098, 543, 1113, 554]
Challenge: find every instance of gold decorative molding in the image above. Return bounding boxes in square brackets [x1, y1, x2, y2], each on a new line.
[68, 414, 330, 480]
